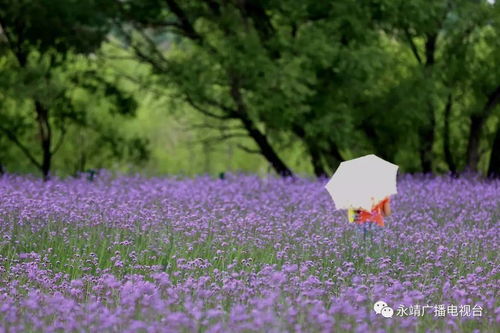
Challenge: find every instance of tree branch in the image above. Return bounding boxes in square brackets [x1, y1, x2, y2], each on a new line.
[196, 132, 249, 145]
[0, 126, 42, 169]
[236, 143, 261, 155]
[228, 72, 293, 177]
[184, 93, 236, 120]
[164, 0, 202, 41]
[186, 122, 244, 132]
[112, 23, 170, 74]
[403, 28, 422, 65]
[51, 122, 67, 155]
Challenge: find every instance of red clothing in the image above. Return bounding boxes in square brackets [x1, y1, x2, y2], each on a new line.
[354, 197, 389, 227]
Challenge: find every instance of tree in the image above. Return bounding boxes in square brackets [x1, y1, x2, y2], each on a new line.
[444, 0, 500, 172]
[487, 122, 500, 178]
[112, 0, 298, 177]
[369, 0, 500, 174]
[0, 0, 147, 179]
[114, 0, 403, 177]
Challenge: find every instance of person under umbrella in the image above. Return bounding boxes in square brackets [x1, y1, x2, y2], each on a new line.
[348, 196, 392, 225]
[325, 154, 398, 240]
[348, 196, 392, 240]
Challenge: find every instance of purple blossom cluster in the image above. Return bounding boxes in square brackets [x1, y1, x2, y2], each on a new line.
[0, 173, 498, 332]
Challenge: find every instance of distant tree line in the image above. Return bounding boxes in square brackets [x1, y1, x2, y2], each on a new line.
[0, 0, 499, 179]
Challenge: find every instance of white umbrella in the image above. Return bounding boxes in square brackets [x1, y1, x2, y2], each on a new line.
[325, 154, 398, 211]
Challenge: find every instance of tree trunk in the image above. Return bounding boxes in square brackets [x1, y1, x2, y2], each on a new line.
[419, 100, 435, 173]
[238, 114, 293, 177]
[35, 101, 52, 180]
[465, 85, 500, 172]
[487, 124, 500, 178]
[416, 33, 438, 174]
[419, 133, 433, 173]
[465, 115, 483, 172]
[77, 151, 87, 175]
[229, 75, 293, 178]
[309, 145, 327, 178]
[443, 94, 457, 175]
[323, 138, 343, 172]
[291, 123, 327, 178]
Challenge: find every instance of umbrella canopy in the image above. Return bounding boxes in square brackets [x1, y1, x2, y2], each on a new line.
[325, 154, 398, 211]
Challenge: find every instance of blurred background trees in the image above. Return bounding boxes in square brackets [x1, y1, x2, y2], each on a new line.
[0, 0, 148, 179]
[0, 0, 498, 179]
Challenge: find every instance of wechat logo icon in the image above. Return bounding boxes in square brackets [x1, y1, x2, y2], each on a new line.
[374, 300, 394, 318]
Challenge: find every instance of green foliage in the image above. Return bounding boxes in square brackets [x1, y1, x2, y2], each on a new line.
[1, 0, 499, 177]
[114, 0, 498, 176]
[0, 0, 114, 55]
[0, 0, 149, 178]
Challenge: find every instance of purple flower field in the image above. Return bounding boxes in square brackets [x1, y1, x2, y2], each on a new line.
[0, 173, 498, 332]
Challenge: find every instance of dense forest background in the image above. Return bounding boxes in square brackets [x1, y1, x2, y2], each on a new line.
[0, 0, 499, 180]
